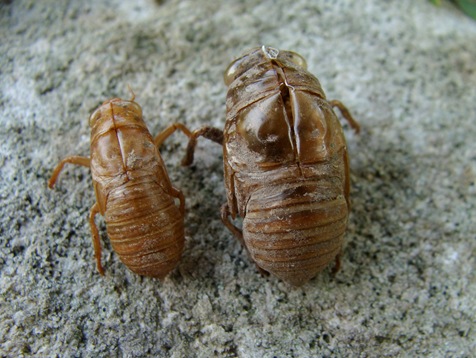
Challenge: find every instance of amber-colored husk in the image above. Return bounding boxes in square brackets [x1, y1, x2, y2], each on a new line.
[49, 97, 186, 278]
[220, 46, 359, 286]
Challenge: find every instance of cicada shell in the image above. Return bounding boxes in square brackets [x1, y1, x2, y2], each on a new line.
[221, 46, 360, 286]
[184, 46, 359, 286]
[49, 96, 192, 278]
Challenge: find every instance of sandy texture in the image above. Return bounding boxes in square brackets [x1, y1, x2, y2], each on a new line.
[1, 0, 475, 356]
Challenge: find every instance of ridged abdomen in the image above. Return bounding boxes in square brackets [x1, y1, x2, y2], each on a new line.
[243, 177, 348, 286]
[105, 176, 184, 278]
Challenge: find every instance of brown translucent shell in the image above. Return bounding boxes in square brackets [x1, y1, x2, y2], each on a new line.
[220, 46, 356, 286]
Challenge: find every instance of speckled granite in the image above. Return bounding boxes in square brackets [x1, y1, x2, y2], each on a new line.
[1, 0, 475, 356]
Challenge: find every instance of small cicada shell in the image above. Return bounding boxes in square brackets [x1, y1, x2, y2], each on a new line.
[184, 46, 360, 286]
[49, 94, 193, 278]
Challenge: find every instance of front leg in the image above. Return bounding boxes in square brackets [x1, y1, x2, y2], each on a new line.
[182, 126, 224, 166]
[48, 156, 91, 188]
[153, 123, 193, 148]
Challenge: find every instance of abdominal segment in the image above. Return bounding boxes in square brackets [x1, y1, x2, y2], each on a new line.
[243, 178, 348, 286]
[105, 177, 184, 279]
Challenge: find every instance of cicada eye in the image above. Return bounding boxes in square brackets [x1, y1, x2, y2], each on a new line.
[224, 56, 246, 86]
[88, 98, 116, 127]
[128, 101, 142, 119]
[89, 107, 102, 127]
[282, 51, 307, 69]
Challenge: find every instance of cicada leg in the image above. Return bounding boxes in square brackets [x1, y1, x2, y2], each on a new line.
[329, 99, 360, 134]
[182, 126, 224, 166]
[48, 156, 90, 188]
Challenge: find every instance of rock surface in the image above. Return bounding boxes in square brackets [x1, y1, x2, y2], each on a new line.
[1, 0, 475, 356]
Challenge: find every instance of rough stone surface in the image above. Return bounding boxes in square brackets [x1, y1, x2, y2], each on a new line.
[1, 1, 475, 356]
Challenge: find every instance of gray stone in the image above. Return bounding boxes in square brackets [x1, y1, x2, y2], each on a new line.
[1, 0, 475, 356]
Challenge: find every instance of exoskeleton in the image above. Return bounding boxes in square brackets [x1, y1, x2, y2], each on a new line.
[184, 46, 360, 286]
[49, 95, 192, 278]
